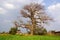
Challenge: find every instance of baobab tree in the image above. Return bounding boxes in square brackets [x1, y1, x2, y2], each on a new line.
[19, 3, 52, 35]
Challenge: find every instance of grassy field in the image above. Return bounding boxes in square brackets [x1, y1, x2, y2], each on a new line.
[0, 34, 60, 40]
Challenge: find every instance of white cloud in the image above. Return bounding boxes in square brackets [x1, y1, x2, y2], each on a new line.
[33, 0, 44, 4]
[3, 3, 16, 9]
[6, 0, 44, 4]
[47, 3, 60, 31]
[0, 7, 7, 14]
[48, 3, 60, 13]
[2, 0, 44, 10]
[48, 3, 60, 19]
[16, 0, 27, 3]
[3, 20, 11, 23]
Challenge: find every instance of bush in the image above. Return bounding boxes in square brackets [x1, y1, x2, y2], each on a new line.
[9, 27, 17, 35]
[33, 27, 47, 35]
[1, 31, 5, 34]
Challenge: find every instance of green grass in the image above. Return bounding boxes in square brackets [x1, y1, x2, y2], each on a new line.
[0, 34, 60, 40]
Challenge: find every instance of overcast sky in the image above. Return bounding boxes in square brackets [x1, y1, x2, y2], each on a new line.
[0, 0, 60, 32]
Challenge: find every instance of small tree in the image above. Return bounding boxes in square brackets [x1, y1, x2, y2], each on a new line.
[1, 31, 5, 34]
[9, 27, 17, 35]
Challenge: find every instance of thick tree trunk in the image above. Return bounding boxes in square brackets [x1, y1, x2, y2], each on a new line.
[30, 16, 36, 35]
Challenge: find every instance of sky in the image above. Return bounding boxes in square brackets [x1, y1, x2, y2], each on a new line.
[0, 0, 60, 32]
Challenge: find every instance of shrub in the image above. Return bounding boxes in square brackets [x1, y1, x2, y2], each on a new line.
[33, 27, 47, 35]
[9, 27, 17, 35]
